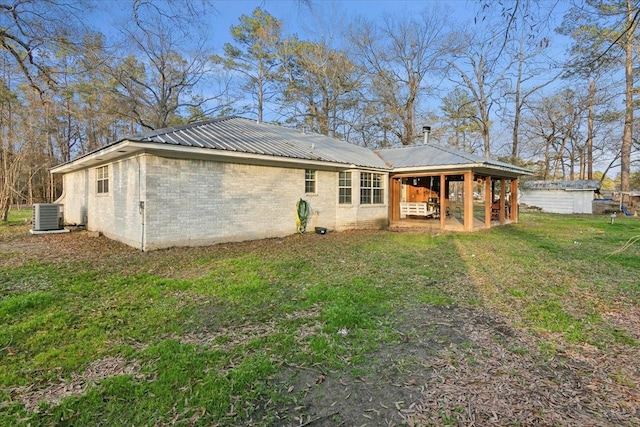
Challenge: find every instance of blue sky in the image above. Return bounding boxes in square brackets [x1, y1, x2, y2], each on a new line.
[210, 0, 478, 47]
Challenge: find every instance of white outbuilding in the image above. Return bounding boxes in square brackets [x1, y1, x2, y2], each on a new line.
[519, 180, 601, 214]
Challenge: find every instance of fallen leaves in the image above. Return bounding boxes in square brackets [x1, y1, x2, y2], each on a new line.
[10, 356, 143, 412]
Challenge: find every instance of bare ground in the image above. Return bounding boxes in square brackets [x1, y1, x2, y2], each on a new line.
[263, 304, 639, 427]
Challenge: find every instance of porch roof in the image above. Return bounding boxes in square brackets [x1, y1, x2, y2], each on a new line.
[376, 144, 533, 178]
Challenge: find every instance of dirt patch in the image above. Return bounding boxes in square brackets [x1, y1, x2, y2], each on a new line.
[263, 305, 639, 427]
[177, 304, 323, 349]
[10, 356, 143, 412]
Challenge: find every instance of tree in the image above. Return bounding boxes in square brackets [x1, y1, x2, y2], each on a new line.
[278, 38, 360, 136]
[109, 27, 215, 130]
[215, 7, 283, 123]
[438, 88, 482, 153]
[523, 89, 585, 180]
[348, 10, 446, 145]
[505, 31, 560, 163]
[447, 26, 513, 158]
[559, 0, 639, 191]
[0, 0, 90, 93]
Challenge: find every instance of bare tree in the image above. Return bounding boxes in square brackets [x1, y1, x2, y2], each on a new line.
[524, 89, 586, 179]
[559, 0, 639, 191]
[348, 9, 446, 146]
[107, 1, 226, 131]
[447, 26, 513, 158]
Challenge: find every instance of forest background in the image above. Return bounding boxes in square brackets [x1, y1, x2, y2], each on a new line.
[2, 0, 640, 220]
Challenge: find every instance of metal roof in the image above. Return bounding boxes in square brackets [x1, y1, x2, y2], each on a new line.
[521, 180, 601, 190]
[376, 144, 533, 175]
[51, 117, 532, 177]
[123, 116, 389, 169]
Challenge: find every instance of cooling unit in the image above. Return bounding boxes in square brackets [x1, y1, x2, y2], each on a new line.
[32, 203, 63, 231]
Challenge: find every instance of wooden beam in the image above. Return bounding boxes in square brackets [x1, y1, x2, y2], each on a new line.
[464, 171, 474, 231]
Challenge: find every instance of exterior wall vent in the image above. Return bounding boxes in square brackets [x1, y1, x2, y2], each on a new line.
[32, 203, 63, 231]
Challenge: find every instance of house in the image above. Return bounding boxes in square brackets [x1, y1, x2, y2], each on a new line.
[519, 180, 601, 214]
[50, 117, 532, 251]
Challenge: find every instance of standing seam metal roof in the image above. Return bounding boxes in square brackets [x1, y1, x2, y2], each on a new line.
[375, 143, 532, 174]
[125, 116, 388, 169]
[53, 116, 533, 176]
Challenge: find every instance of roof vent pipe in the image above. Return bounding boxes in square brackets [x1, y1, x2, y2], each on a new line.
[423, 126, 431, 145]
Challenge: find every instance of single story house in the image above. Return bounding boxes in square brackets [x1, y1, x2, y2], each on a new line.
[50, 117, 531, 251]
[519, 180, 601, 214]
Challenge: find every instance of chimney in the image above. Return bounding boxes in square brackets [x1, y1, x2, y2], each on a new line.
[422, 126, 431, 145]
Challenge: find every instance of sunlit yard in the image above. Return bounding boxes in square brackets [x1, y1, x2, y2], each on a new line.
[1, 210, 639, 426]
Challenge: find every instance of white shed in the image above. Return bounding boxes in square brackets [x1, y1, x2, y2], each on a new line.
[519, 180, 600, 214]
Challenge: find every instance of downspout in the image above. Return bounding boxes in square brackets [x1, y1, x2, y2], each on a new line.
[138, 155, 145, 252]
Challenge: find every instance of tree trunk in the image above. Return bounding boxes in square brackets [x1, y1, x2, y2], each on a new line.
[511, 40, 523, 161]
[586, 79, 595, 180]
[621, 0, 635, 192]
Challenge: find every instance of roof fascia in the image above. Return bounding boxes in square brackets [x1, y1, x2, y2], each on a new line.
[49, 140, 136, 173]
[390, 163, 533, 177]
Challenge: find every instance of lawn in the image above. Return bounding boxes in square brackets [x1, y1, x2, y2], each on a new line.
[1, 210, 639, 426]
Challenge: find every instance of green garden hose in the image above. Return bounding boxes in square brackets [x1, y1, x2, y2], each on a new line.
[296, 199, 310, 233]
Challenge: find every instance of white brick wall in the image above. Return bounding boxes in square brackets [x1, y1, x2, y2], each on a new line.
[58, 153, 389, 250]
[58, 169, 88, 225]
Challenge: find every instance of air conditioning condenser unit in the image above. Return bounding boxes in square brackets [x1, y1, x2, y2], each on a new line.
[32, 203, 63, 231]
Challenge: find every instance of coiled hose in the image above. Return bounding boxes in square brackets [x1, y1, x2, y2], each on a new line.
[296, 199, 310, 233]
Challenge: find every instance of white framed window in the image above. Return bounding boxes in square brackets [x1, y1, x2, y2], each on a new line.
[96, 165, 109, 194]
[360, 172, 384, 204]
[338, 171, 352, 204]
[305, 169, 316, 194]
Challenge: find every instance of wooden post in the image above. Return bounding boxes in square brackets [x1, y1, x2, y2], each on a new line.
[499, 179, 506, 224]
[510, 179, 518, 223]
[484, 176, 492, 229]
[464, 171, 474, 231]
[440, 174, 447, 230]
[389, 177, 401, 222]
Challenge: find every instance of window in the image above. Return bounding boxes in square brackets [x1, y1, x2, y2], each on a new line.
[305, 169, 316, 194]
[96, 165, 109, 194]
[338, 171, 352, 204]
[360, 172, 384, 204]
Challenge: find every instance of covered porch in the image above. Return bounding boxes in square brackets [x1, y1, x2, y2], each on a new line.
[388, 171, 520, 232]
[377, 143, 533, 233]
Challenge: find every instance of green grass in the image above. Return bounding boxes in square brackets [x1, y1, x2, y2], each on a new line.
[0, 207, 31, 225]
[1, 209, 639, 425]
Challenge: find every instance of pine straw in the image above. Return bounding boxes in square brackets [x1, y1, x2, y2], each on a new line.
[10, 356, 143, 412]
[400, 311, 640, 427]
[176, 304, 323, 349]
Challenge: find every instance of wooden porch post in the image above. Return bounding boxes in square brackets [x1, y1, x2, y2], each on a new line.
[510, 178, 519, 223]
[484, 176, 492, 229]
[499, 178, 506, 224]
[464, 171, 474, 231]
[440, 174, 446, 230]
[390, 177, 401, 222]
